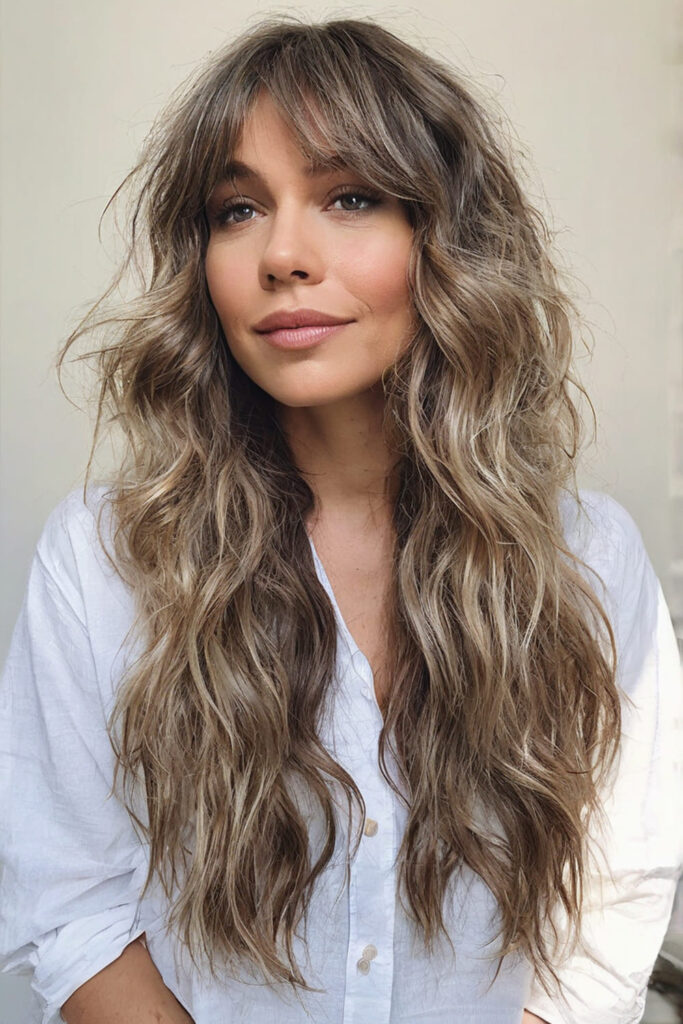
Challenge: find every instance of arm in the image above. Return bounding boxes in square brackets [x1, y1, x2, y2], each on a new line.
[0, 493, 186, 1023]
[61, 935, 195, 1024]
[525, 495, 683, 1024]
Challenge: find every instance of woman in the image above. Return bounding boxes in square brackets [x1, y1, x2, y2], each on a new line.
[1, 15, 680, 1024]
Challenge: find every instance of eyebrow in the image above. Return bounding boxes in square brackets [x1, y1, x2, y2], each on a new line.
[222, 157, 347, 184]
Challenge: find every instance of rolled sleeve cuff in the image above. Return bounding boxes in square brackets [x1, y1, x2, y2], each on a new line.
[524, 980, 648, 1024]
[524, 873, 679, 1024]
[32, 905, 146, 1024]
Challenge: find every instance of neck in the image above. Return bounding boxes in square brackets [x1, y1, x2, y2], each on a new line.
[275, 384, 400, 529]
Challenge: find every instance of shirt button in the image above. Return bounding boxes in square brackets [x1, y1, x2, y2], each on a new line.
[357, 957, 371, 974]
[363, 818, 378, 837]
[362, 944, 378, 960]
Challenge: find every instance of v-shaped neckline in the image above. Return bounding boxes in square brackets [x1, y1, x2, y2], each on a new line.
[307, 531, 361, 665]
[307, 531, 392, 731]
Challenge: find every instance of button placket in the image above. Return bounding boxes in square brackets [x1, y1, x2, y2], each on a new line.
[363, 817, 378, 837]
[333, 648, 394, 1022]
[308, 530, 394, 1021]
[343, 781, 395, 1023]
[356, 942, 378, 973]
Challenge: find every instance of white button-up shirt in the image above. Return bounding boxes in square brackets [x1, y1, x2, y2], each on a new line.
[1, 486, 681, 1024]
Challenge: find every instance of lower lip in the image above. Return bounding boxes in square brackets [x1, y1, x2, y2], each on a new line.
[258, 322, 352, 350]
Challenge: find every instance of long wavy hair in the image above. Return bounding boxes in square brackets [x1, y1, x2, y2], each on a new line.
[59, 14, 621, 1001]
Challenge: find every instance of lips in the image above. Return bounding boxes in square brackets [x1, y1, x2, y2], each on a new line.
[253, 308, 354, 332]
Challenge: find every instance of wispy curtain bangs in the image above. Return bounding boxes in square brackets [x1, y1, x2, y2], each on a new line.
[58, 15, 621, 1003]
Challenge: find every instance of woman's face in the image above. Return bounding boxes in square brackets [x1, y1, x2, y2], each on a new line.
[204, 92, 416, 410]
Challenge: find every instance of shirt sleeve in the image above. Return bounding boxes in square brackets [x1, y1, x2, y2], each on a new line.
[524, 495, 683, 1024]
[0, 501, 150, 1024]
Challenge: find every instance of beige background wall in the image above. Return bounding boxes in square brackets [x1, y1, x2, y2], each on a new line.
[1, 1, 680, 1018]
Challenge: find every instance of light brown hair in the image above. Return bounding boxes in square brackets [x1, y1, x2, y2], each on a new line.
[59, 14, 620, 1001]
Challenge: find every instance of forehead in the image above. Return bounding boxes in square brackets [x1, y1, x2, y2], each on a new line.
[222, 156, 347, 185]
[229, 91, 346, 176]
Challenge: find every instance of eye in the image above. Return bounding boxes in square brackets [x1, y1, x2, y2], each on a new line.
[208, 186, 384, 229]
[329, 187, 383, 213]
[213, 200, 256, 227]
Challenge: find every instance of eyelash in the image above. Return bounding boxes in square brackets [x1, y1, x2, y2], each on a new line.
[212, 186, 383, 228]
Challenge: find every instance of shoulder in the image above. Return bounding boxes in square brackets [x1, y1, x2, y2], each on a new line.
[34, 484, 124, 615]
[559, 488, 647, 570]
[37, 483, 113, 562]
[38, 482, 112, 546]
[558, 489, 668, 676]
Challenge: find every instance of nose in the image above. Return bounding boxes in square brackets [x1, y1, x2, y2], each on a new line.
[258, 203, 325, 288]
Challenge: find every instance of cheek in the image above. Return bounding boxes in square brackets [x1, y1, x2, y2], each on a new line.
[205, 253, 224, 316]
[205, 249, 248, 325]
[346, 233, 413, 316]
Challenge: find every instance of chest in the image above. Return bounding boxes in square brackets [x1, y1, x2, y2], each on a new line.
[309, 527, 394, 711]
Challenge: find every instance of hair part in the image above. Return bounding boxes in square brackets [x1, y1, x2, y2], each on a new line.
[58, 13, 621, 1003]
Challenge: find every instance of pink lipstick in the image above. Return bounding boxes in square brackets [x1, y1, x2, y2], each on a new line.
[260, 322, 351, 350]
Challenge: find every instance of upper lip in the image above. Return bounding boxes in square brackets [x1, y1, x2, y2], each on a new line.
[253, 308, 354, 332]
